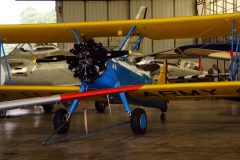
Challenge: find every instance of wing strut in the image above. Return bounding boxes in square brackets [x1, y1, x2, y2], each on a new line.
[115, 82, 131, 115]
[119, 25, 136, 51]
[0, 41, 12, 84]
[72, 28, 81, 45]
[66, 27, 85, 117]
[230, 32, 240, 81]
[68, 84, 87, 115]
[120, 6, 147, 52]
[230, 20, 235, 80]
[132, 35, 144, 51]
[230, 20, 235, 57]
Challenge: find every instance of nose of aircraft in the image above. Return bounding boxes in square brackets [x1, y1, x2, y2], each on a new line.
[66, 38, 128, 84]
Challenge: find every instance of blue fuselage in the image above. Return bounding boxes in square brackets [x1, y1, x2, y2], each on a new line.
[83, 58, 168, 112]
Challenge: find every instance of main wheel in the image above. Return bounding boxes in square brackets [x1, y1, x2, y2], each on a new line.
[0, 110, 7, 118]
[53, 109, 70, 134]
[42, 104, 54, 113]
[95, 101, 107, 113]
[130, 108, 147, 135]
[160, 113, 166, 122]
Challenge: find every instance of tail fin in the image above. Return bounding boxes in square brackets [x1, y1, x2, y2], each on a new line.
[135, 6, 147, 19]
[157, 59, 168, 84]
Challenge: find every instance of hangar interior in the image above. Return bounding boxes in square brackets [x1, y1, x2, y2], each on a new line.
[1, 1, 240, 159]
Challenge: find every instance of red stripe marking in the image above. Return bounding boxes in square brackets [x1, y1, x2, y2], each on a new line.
[60, 84, 143, 101]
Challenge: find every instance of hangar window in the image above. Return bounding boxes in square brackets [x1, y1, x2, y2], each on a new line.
[197, 0, 240, 43]
[0, 0, 56, 55]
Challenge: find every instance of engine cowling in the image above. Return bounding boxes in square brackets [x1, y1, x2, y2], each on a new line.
[67, 38, 129, 84]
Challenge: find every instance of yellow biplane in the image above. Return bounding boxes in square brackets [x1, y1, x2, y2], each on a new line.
[0, 13, 240, 136]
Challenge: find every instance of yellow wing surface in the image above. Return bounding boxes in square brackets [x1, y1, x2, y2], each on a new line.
[1, 81, 240, 102]
[129, 81, 240, 101]
[0, 85, 79, 101]
[0, 85, 105, 102]
[0, 13, 239, 43]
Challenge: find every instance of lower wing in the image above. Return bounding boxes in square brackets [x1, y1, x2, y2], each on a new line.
[130, 81, 240, 100]
[1, 81, 240, 110]
[0, 85, 80, 101]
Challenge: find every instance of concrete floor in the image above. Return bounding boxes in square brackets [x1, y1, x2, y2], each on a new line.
[0, 99, 240, 160]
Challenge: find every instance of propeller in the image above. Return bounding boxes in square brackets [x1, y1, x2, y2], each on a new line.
[67, 38, 129, 84]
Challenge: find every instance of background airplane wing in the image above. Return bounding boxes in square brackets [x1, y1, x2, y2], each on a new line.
[182, 48, 231, 60]
[1, 82, 240, 110]
[0, 13, 239, 43]
[174, 43, 237, 60]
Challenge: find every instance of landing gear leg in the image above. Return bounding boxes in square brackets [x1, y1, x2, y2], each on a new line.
[160, 101, 168, 122]
[95, 101, 107, 113]
[42, 104, 54, 113]
[118, 91, 147, 135]
[53, 108, 70, 134]
[160, 112, 166, 122]
[0, 110, 6, 118]
[52, 85, 86, 134]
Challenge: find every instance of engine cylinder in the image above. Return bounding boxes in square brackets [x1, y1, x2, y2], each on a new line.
[67, 39, 108, 84]
[67, 38, 129, 84]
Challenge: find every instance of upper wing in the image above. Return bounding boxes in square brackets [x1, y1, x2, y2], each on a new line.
[1, 13, 239, 43]
[1, 82, 240, 110]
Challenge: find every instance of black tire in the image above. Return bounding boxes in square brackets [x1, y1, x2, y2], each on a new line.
[42, 104, 54, 113]
[130, 108, 147, 135]
[95, 101, 107, 113]
[160, 113, 166, 122]
[0, 110, 7, 118]
[53, 109, 70, 134]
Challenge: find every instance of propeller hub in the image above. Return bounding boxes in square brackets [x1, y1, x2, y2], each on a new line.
[67, 39, 108, 84]
[67, 39, 129, 84]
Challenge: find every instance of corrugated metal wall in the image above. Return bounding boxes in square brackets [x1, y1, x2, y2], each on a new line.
[153, 0, 174, 52]
[86, 1, 108, 46]
[130, 0, 152, 54]
[175, 0, 196, 48]
[60, 1, 85, 50]
[108, 1, 129, 49]
[58, 0, 196, 54]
